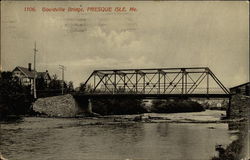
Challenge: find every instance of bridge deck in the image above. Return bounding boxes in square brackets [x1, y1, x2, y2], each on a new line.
[73, 93, 231, 99]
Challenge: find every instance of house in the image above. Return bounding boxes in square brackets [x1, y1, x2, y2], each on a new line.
[12, 63, 51, 86]
[12, 63, 35, 86]
[37, 71, 51, 87]
[230, 82, 250, 96]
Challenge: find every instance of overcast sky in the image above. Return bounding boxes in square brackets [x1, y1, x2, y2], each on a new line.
[1, 1, 249, 88]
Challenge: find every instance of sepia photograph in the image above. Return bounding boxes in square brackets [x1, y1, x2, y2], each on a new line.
[0, 1, 249, 160]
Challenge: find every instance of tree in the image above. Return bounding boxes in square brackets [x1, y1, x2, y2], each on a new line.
[79, 83, 93, 92]
[52, 74, 58, 80]
[1, 71, 13, 80]
[0, 71, 33, 119]
[49, 79, 61, 90]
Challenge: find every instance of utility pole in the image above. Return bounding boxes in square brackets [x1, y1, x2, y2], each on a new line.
[59, 65, 65, 95]
[33, 42, 38, 99]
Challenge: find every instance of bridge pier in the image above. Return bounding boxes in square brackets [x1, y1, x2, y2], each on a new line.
[87, 99, 93, 113]
[226, 97, 231, 118]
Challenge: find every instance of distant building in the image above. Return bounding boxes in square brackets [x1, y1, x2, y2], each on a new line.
[230, 82, 250, 96]
[12, 63, 51, 86]
[37, 71, 51, 87]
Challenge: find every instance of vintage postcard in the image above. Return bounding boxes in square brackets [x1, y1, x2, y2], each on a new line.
[0, 1, 249, 160]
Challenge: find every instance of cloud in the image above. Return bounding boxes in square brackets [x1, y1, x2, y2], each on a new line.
[1, 1, 249, 87]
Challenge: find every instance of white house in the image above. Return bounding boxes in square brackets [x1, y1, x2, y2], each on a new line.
[12, 63, 51, 86]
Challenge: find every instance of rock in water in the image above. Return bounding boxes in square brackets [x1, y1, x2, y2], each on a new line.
[0, 153, 8, 160]
[133, 115, 142, 122]
[33, 94, 83, 117]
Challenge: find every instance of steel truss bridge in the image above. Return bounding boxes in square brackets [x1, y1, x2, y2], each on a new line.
[77, 67, 231, 99]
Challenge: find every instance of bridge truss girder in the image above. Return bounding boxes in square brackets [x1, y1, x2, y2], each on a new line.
[83, 67, 230, 95]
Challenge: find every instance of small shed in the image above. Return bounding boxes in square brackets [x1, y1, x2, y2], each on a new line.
[230, 82, 250, 96]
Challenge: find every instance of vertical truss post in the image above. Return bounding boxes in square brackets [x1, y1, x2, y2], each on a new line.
[135, 71, 138, 93]
[206, 69, 209, 95]
[181, 68, 185, 94]
[143, 74, 145, 94]
[104, 75, 107, 92]
[185, 72, 187, 94]
[114, 71, 117, 93]
[123, 74, 126, 92]
[164, 73, 166, 93]
[158, 70, 161, 94]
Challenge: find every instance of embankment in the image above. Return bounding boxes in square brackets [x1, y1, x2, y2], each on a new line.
[33, 94, 84, 117]
[229, 95, 250, 119]
[212, 95, 250, 160]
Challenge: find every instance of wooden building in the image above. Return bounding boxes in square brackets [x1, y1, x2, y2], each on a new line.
[12, 63, 51, 86]
[230, 82, 250, 96]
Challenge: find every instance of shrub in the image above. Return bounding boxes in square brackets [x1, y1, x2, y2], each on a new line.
[0, 71, 33, 119]
[151, 99, 205, 113]
[92, 98, 147, 115]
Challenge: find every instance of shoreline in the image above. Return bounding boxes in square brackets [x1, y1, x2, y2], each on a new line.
[1, 110, 246, 124]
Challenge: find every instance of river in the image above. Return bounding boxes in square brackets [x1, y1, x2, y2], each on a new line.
[0, 112, 236, 160]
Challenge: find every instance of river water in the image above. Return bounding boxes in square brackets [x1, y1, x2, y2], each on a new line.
[0, 116, 236, 160]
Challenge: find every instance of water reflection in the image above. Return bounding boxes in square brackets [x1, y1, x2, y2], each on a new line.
[156, 123, 169, 137]
[1, 118, 234, 160]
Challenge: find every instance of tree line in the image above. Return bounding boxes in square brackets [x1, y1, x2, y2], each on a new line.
[0, 71, 74, 119]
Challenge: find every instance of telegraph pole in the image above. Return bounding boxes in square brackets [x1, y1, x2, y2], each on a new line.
[59, 65, 65, 95]
[33, 42, 38, 99]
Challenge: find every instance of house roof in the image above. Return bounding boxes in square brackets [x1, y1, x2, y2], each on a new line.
[37, 72, 51, 80]
[13, 66, 51, 79]
[13, 66, 36, 78]
[230, 82, 250, 90]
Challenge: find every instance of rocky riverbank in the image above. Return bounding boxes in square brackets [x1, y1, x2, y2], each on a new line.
[212, 95, 250, 160]
[33, 94, 84, 117]
[99, 110, 245, 124]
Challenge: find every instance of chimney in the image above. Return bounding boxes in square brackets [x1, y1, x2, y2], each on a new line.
[28, 63, 32, 71]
